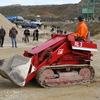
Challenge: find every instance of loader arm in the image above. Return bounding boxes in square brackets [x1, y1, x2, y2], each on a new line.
[24, 34, 66, 55]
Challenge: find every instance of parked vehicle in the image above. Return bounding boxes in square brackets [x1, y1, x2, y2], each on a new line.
[6, 16, 24, 23]
[20, 22, 37, 28]
[30, 21, 42, 26]
[0, 34, 97, 88]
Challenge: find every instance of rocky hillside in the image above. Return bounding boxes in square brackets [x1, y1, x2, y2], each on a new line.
[1, 0, 99, 21]
[43, 20, 100, 37]
[0, 0, 100, 37]
[0, 3, 81, 21]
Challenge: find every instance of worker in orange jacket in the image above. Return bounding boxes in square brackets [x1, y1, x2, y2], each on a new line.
[71, 16, 88, 42]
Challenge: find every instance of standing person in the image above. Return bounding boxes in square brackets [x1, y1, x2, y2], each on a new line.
[44, 24, 47, 29]
[60, 30, 63, 34]
[71, 16, 88, 42]
[57, 29, 60, 34]
[33, 27, 39, 41]
[57, 26, 60, 29]
[50, 27, 54, 33]
[64, 30, 67, 35]
[0, 26, 6, 47]
[24, 28, 30, 43]
[9, 27, 18, 48]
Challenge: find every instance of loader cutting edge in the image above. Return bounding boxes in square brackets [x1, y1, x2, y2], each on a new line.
[0, 54, 31, 86]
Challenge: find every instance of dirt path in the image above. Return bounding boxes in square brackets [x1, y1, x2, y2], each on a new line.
[0, 37, 100, 100]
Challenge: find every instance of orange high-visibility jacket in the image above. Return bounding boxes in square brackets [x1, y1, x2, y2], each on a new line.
[71, 21, 88, 41]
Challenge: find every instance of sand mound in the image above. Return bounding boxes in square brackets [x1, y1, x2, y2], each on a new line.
[0, 13, 23, 43]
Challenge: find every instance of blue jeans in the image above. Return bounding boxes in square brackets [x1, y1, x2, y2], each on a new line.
[11, 37, 17, 47]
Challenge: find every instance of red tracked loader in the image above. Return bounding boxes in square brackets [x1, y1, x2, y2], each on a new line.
[0, 34, 97, 87]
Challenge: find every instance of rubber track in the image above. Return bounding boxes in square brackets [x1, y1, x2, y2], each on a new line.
[36, 64, 95, 88]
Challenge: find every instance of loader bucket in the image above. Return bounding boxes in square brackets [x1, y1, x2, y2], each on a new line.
[0, 54, 31, 86]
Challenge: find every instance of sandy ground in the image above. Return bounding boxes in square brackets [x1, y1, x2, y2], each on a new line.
[0, 34, 100, 100]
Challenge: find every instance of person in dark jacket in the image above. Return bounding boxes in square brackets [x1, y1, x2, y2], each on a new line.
[9, 27, 18, 48]
[33, 27, 39, 41]
[24, 28, 30, 43]
[0, 26, 6, 47]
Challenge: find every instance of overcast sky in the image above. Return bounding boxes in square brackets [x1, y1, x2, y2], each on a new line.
[0, 0, 81, 6]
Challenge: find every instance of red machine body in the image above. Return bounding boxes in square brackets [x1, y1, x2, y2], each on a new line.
[23, 34, 97, 87]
